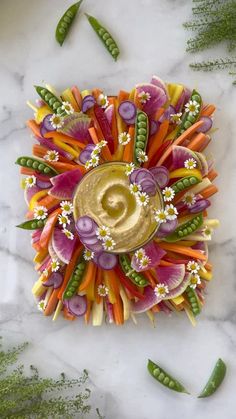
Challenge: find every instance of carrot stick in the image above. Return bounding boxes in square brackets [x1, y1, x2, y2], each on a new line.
[146, 120, 169, 167]
[159, 260, 174, 266]
[44, 131, 86, 149]
[113, 295, 124, 325]
[95, 267, 103, 304]
[92, 88, 103, 101]
[39, 208, 62, 249]
[88, 127, 112, 161]
[205, 262, 212, 271]
[27, 119, 42, 137]
[109, 98, 118, 152]
[118, 90, 129, 103]
[37, 195, 60, 210]
[187, 133, 207, 151]
[71, 85, 82, 109]
[79, 261, 97, 292]
[158, 242, 207, 261]
[198, 135, 211, 152]
[46, 161, 80, 173]
[208, 169, 218, 181]
[58, 245, 83, 299]
[151, 304, 161, 313]
[44, 289, 59, 316]
[201, 104, 216, 117]
[143, 270, 156, 287]
[107, 270, 120, 300]
[32, 144, 48, 158]
[84, 300, 91, 324]
[20, 167, 35, 176]
[154, 108, 165, 121]
[122, 126, 135, 162]
[201, 185, 218, 199]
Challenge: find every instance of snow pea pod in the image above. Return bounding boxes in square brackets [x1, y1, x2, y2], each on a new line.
[63, 251, 87, 299]
[16, 219, 47, 230]
[134, 110, 149, 165]
[177, 89, 202, 137]
[147, 360, 190, 394]
[85, 14, 120, 61]
[198, 358, 226, 398]
[185, 286, 201, 316]
[171, 175, 201, 194]
[119, 254, 148, 287]
[15, 156, 58, 176]
[165, 213, 203, 242]
[34, 86, 64, 115]
[55, 1, 83, 46]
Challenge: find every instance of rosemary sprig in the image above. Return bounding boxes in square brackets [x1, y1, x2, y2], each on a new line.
[190, 58, 236, 71]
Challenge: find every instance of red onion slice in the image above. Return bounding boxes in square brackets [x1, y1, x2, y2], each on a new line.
[189, 199, 211, 213]
[156, 219, 178, 238]
[149, 166, 169, 188]
[138, 177, 157, 196]
[44, 272, 63, 289]
[79, 145, 96, 165]
[123, 115, 136, 125]
[36, 179, 52, 189]
[196, 116, 213, 133]
[82, 98, 96, 113]
[159, 105, 176, 122]
[118, 100, 137, 121]
[150, 120, 160, 136]
[97, 252, 118, 270]
[67, 295, 87, 317]
[75, 216, 97, 236]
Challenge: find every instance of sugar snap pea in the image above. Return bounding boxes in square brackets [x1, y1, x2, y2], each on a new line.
[15, 156, 58, 176]
[55, 1, 83, 46]
[171, 175, 201, 194]
[198, 358, 226, 398]
[165, 213, 203, 242]
[63, 251, 87, 299]
[177, 89, 202, 137]
[16, 218, 47, 230]
[34, 86, 64, 115]
[185, 286, 201, 316]
[119, 254, 148, 287]
[85, 14, 120, 61]
[134, 110, 149, 165]
[147, 360, 190, 394]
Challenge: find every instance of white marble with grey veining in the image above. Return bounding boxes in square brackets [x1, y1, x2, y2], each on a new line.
[1, 0, 236, 418]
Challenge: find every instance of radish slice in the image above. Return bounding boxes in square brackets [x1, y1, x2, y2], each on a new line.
[36, 179, 52, 189]
[195, 152, 208, 176]
[150, 120, 160, 136]
[84, 241, 104, 253]
[134, 168, 155, 184]
[171, 145, 201, 170]
[105, 104, 114, 127]
[75, 216, 98, 236]
[131, 241, 166, 272]
[59, 112, 91, 142]
[118, 100, 137, 121]
[196, 116, 213, 133]
[67, 295, 87, 317]
[156, 219, 178, 238]
[52, 228, 77, 264]
[158, 301, 172, 315]
[44, 272, 63, 289]
[79, 144, 96, 165]
[24, 185, 41, 206]
[150, 75, 168, 97]
[82, 235, 99, 245]
[97, 252, 118, 270]
[155, 264, 185, 290]
[49, 169, 83, 200]
[159, 105, 176, 122]
[36, 255, 51, 273]
[131, 286, 161, 313]
[48, 239, 58, 260]
[149, 166, 169, 188]
[36, 136, 72, 160]
[175, 87, 191, 112]
[189, 199, 211, 213]
[163, 273, 190, 299]
[135, 83, 167, 115]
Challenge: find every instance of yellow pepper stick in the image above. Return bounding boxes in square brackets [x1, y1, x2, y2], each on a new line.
[52, 300, 63, 321]
[119, 286, 130, 321]
[61, 88, 80, 112]
[199, 269, 213, 281]
[32, 279, 46, 297]
[52, 138, 79, 158]
[33, 248, 48, 264]
[29, 189, 49, 210]
[86, 277, 95, 301]
[172, 295, 185, 305]
[169, 168, 202, 181]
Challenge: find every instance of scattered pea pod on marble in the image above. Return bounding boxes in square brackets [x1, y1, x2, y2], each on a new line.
[177, 90, 202, 137]
[165, 213, 204, 242]
[198, 358, 227, 398]
[134, 110, 149, 165]
[171, 175, 201, 195]
[55, 1, 83, 46]
[119, 254, 148, 287]
[63, 252, 87, 299]
[16, 218, 47, 230]
[185, 286, 201, 316]
[147, 360, 190, 394]
[85, 13, 120, 61]
[34, 86, 64, 115]
[15, 156, 58, 176]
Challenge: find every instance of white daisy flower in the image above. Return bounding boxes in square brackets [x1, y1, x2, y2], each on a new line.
[125, 162, 135, 176]
[91, 147, 101, 157]
[90, 155, 100, 167]
[187, 260, 200, 274]
[118, 132, 131, 145]
[189, 274, 201, 289]
[63, 228, 74, 240]
[97, 284, 109, 297]
[154, 208, 168, 224]
[58, 213, 70, 228]
[185, 100, 200, 116]
[37, 300, 45, 312]
[129, 182, 142, 195]
[170, 112, 182, 125]
[25, 175, 36, 188]
[165, 204, 178, 220]
[103, 237, 116, 251]
[184, 158, 197, 170]
[49, 114, 64, 129]
[136, 192, 150, 207]
[137, 150, 148, 163]
[139, 255, 151, 269]
[97, 139, 108, 149]
[202, 226, 213, 239]
[183, 192, 197, 208]
[135, 248, 146, 260]
[60, 201, 73, 215]
[51, 259, 60, 272]
[34, 205, 48, 220]
[61, 101, 74, 115]
[162, 187, 175, 202]
[138, 90, 151, 104]
[97, 93, 109, 109]
[85, 160, 93, 170]
[83, 248, 94, 261]
[96, 225, 111, 241]
[154, 283, 169, 298]
[44, 150, 59, 162]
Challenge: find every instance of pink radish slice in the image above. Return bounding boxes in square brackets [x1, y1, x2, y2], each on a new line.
[149, 166, 169, 188]
[44, 272, 63, 289]
[48, 239, 58, 260]
[36, 136, 72, 160]
[195, 152, 208, 176]
[24, 185, 41, 206]
[196, 116, 213, 133]
[36, 179, 52, 189]
[75, 216, 98, 236]
[131, 241, 166, 272]
[82, 235, 100, 245]
[155, 264, 185, 290]
[49, 169, 83, 200]
[105, 104, 114, 126]
[135, 83, 167, 115]
[189, 199, 211, 213]
[150, 120, 160, 136]
[118, 100, 137, 121]
[37, 255, 51, 273]
[171, 145, 201, 170]
[150, 75, 168, 96]
[41, 114, 54, 134]
[163, 273, 191, 299]
[138, 177, 157, 196]
[156, 219, 178, 238]
[52, 228, 77, 264]
[31, 229, 42, 241]
[97, 252, 118, 270]
[159, 105, 176, 122]
[59, 113, 91, 142]
[67, 295, 87, 317]
[132, 286, 161, 313]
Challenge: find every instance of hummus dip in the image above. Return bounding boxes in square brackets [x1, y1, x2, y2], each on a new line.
[73, 162, 163, 253]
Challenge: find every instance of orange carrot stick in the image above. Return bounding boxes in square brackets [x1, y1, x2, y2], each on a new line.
[46, 161, 80, 173]
[58, 245, 83, 299]
[146, 120, 169, 167]
[44, 131, 86, 149]
[118, 90, 130, 103]
[71, 85, 82, 109]
[143, 270, 156, 287]
[107, 270, 120, 300]
[92, 88, 103, 101]
[32, 144, 48, 158]
[159, 260, 174, 266]
[158, 242, 207, 261]
[109, 98, 118, 152]
[208, 169, 218, 181]
[88, 127, 112, 161]
[95, 267, 103, 304]
[201, 185, 218, 199]
[122, 126, 135, 162]
[44, 289, 59, 316]
[84, 300, 91, 324]
[201, 104, 216, 117]
[154, 107, 165, 121]
[187, 133, 207, 151]
[113, 295, 124, 325]
[37, 195, 60, 210]
[79, 261, 97, 292]
[20, 167, 35, 176]
[27, 119, 41, 137]
[39, 208, 62, 249]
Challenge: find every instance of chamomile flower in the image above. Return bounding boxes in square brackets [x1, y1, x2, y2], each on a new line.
[97, 139, 108, 149]
[61, 101, 74, 115]
[44, 150, 59, 162]
[58, 213, 70, 228]
[189, 274, 201, 289]
[97, 284, 109, 297]
[37, 300, 45, 312]
[165, 204, 178, 220]
[139, 255, 151, 269]
[138, 90, 151, 104]
[170, 112, 182, 125]
[137, 150, 148, 163]
[162, 187, 175, 202]
[185, 100, 200, 116]
[136, 192, 150, 207]
[49, 114, 64, 129]
[129, 182, 142, 195]
[51, 259, 60, 272]
[63, 228, 74, 240]
[125, 162, 135, 176]
[60, 201, 73, 215]
[25, 175, 36, 188]
[103, 237, 116, 251]
[184, 158, 197, 170]
[135, 248, 146, 260]
[90, 155, 100, 167]
[183, 192, 197, 208]
[154, 283, 169, 298]
[187, 260, 200, 274]
[154, 208, 168, 224]
[202, 225, 213, 239]
[96, 225, 111, 241]
[34, 205, 48, 220]
[97, 93, 109, 109]
[85, 160, 93, 170]
[91, 147, 101, 157]
[83, 248, 94, 261]
[118, 132, 131, 145]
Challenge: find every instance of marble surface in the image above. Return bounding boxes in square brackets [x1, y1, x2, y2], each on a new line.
[1, 0, 236, 418]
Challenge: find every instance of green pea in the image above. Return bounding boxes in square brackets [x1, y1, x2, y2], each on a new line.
[55, 1, 83, 46]
[183, 178, 190, 187]
[20, 158, 26, 165]
[108, 43, 116, 51]
[53, 101, 61, 109]
[105, 38, 113, 46]
[190, 177, 197, 184]
[119, 254, 148, 287]
[63, 16, 71, 24]
[176, 89, 202, 138]
[32, 161, 39, 169]
[102, 33, 110, 41]
[26, 159, 33, 167]
[184, 121, 192, 129]
[183, 228, 188, 235]
[45, 93, 52, 101]
[98, 28, 106, 36]
[187, 114, 196, 123]
[16, 218, 47, 230]
[136, 141, 145, 148]
[137, 113, 146, 122]
[153, 368, 160, 377]
[37, 220, 44, 228]
[38, 164, 45, 171]
[163, 377, 170, 385]
[192, 94, 201, 103]
[139, 279, 147, 286]
[31, 222, 37, 229]
[44, 167, 51, 174]
[178, 231, 184, 237]
[169, 381, 175, 389]
[187, 227, 192, 233]
[147, 360, 190, 394]
[66, 10, 74, 19]
[138, 121, 146, 128]
[34, 86, 64, 115]
[177, 181, 184, 190]
[49, 97, 57, 106]
[165, 213, 203, 242]
[65, 291, 73, 298]
[191, 223, 196, 230]
[198, 358, 226, 398]
[111, 48, 119, 56]
[138, 128, 147, 136]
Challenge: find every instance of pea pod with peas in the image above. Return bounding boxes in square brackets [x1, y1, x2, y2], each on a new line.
[34, 86, 65, 115]
[63, 251, 87, 299]
[185, 286, 201, 316]
[134, 110, 149, 165]
[147, 359, 190, 394]
[177, 89, 202, 137]
[15, 156, 58, 176]
[16, 218, 47, 230]
[165, 213, 204, 242]
[119, 254, 148, 287]
[55, 1, 83, 46]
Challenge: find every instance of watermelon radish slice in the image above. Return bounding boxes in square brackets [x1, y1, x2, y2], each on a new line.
[150, 75, 168, 98]
[49, 169, 83, 200]
[48, 239, 58, 260]
[131, 286, 162, 313]
[195, 152, 208, 176]
[52, 228, 77, 264]
[105, 104, 114, 127]
[24, 185, 41, 206]
[131, 241, 166, 272]
[172, 145, 201, 170]
[163, 273, 191, 299]
[135, 83, 167, 116]
[36, 136, 73, 160]
[155, 264, 185, 290]
[67, 295, 87, 317]
[58, 112, 91, 142]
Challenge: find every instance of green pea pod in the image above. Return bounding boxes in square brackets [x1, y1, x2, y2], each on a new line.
[177, 89, 202, 137]
[171, 175, 201, 195]
[85, 13, 120, 61]
[147, 360, 190, 394]
[55, 1, 83, 46]
[185, 286, 201, 316]
[198, 358, 226, 398]
[63, 251, 87, 299]
[16, 219, 47, 230]
[134, 110, 149, 166]
[15, 156, 58, 176]
[34, 86, 64, 115]
[119, 254, 148, 287]
[164, 213, 203, 242]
